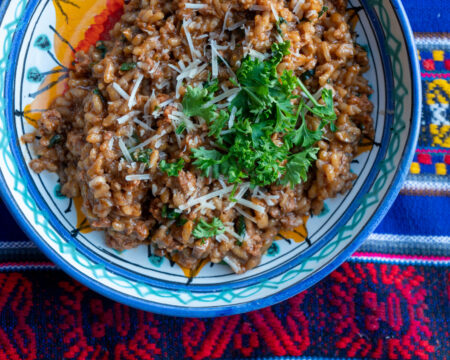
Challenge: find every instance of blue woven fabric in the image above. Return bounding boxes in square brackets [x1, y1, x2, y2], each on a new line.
[403, 0, 450, 33]
[375, 195, 450, 236]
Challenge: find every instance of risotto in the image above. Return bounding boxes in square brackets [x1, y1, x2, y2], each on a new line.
[24, 0, 374, 274]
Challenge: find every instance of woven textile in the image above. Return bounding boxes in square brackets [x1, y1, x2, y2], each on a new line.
[0, 2, 449, 360]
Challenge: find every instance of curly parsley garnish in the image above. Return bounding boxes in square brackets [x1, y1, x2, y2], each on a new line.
[192, 217, 225, 239]
[182, 41, 336, 188]
[159, 158, 185, 176]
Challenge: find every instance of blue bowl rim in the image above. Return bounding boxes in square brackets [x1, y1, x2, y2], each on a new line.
[0, 0, 421, 317]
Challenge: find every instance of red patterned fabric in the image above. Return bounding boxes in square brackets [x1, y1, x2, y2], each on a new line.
[0, 261, 447, 359]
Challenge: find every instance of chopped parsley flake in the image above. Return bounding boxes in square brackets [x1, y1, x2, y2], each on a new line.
[175, 123, 186, 135]
[96, 41, 107, 59]
[120, 62, 137, 71]
[48, 134, 62, 148]
[161, 204, 181, 220]
[192, 217, 225, 239]
[159, 158, 185, 176]
[318, 6, 328, 18]
[236, 215, 246, 239]
[275, 17, 287, 34]
[132, 148, 152, 164]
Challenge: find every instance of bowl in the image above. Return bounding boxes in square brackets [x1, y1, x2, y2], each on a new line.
[0, 0, 420, 317]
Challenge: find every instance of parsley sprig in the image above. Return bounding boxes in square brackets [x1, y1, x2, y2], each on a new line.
[160, 159, 185, 176]
[183, 41, 337, 188]
[192, 217, 225, 239]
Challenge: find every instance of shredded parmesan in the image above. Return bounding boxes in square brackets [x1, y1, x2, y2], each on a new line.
[128, 130, 166, 153]
[223, 255, 241, 272]
[116, 110, 141, 125]
[118, 138, 133, 162]
[183, 19, 201, 59]
[149, 62, 160, 74]
[179, 185, 234, 210]
[225, 182, 250, 211]
[184, 3, 207, 9]
[248, 49, 268, 61]
[235, 198, 265, 213]
[159, 99, 175, 109]
[220, 7, 231, 38]
[133, 117, 152, 131]
[293, 0, 304, 15]
[112, 82, 130, 100]
[270, 3, 279, 21]
[228, 20, 246, 31]
[193, 200, 216, 214]
[125, 174, 151, 181]
[107, 137, 114, 150]
[211, 40, 218, 78]
[128, 73, 144, 109]
[235, 206, 258, 223]
[204, 88, 240, 107]
[215, 49, 236, 78]
[168, 64, 181, 73]
[216, 234, 229, 243]
[224, 228, 245, 243]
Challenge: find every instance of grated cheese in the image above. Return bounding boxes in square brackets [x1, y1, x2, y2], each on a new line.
[168, 63, 181, 73]
[224, 228, 245, 243]
[228, 106, 237, 129]
[216, 50, 236, 78]
[133, 117, 152, 131]
[192, 200, 216, 214]
[159, 99, 175, 108]
[235, 198, 265, 213]
[235, 206, 258, 224]
[112, 82, 130, 100]
[179, 185, 234, 210]
[128, 73, 144, 109]
[184, 3, 207, 9]
[270, 3, 279, 21]
[248, 49, 268, 61]
[149, 62, 160, 74]
[220, 7, 231, 38]
[183, 19, 201, 59]
[211, 40, 218, 78]
[125, 174, 151, 181]
[107, 137, 114, 150]
[293, 0, 305, 15]
[118, 138, 133, 162]
[128, 130, 166, 153]
[116, 110, 141, 125]
[225, 182, 250, 211]
[152, 184, 158, 195]
[204, 88, 240, 107]
[216, 234, 230, 243]
[223, 255, 241, 273]
[228, 20, 246, 31]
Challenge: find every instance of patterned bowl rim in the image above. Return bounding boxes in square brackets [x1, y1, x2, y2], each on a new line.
[0, 0, 421, 317]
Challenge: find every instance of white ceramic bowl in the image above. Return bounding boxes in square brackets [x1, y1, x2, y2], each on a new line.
[0, 0, 420, 316]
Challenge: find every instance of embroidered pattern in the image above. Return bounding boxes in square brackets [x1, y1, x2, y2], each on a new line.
[0, 261, 446, 359]
[411, 40, 450, 175]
